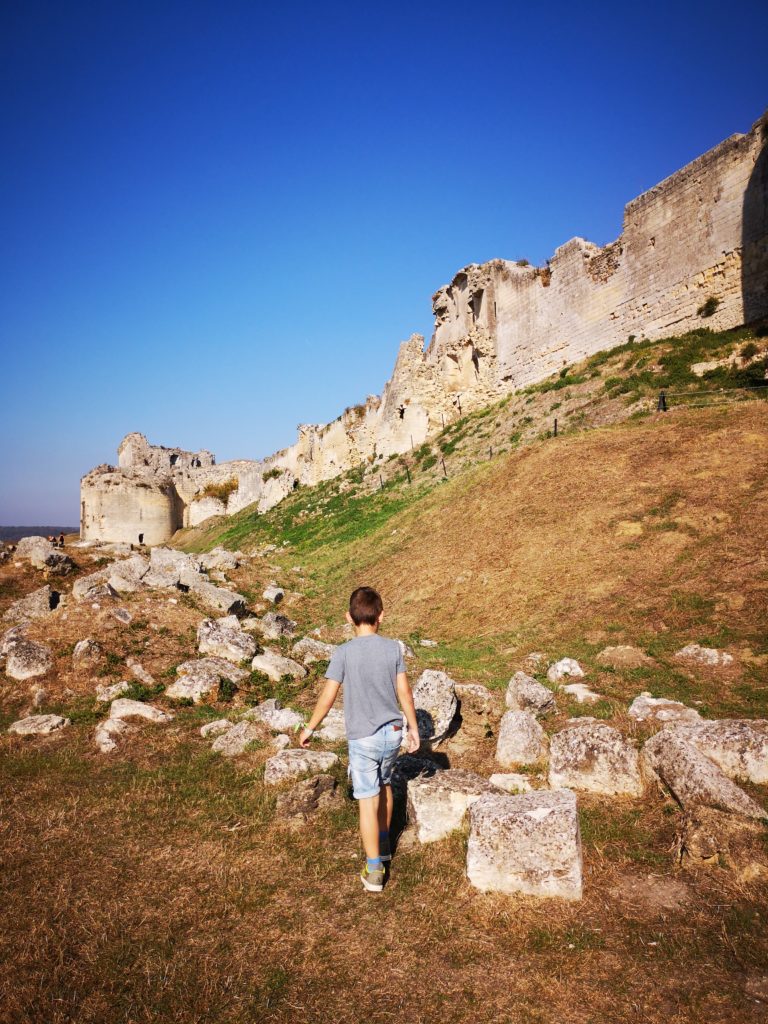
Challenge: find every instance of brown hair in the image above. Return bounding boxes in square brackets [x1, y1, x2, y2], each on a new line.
[349, 586, 383, 626]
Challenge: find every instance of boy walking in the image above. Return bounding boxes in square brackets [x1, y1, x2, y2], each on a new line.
[299, 586, 420, 892]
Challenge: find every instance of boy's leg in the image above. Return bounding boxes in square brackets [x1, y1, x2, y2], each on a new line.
[358, 792, 381, 860]
[377, 784, 393, 833]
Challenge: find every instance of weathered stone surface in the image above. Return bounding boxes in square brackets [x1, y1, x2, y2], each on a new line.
[16, 536, 56, 564]
[549, 719, 644, 796]
[5, 640, 52, 680]
[72, 573, 117, 603]
[108, 698, 172, 723]
[467, 790, 582, 899]
[291, 636, 336, 665]
[562, 682, 602, 704]
[411, 669, 458, 742]
[521, 652, 546, 673]
[643, 730, 765, 819]
[272, 733, 291, 751]
[488, 773, 534, 794]
[185, 579, 247, 617]
[1, 625, 26, 657]
[245, 698, 303, 732]
[197, 618, 257, 664]
[407, 768, 500, 844]
[628, 692, 702, 726]
[96, 680, 130, 702]
[264, 749, 339, 785]
[111, 607, 133, 625]
[94, 717, 131, 753]
[251, 649, 307, 682]
[253, 612, 298, 640]
[2, 585, 59, 622]
[390, 754, 443, 798]
[455, 682, 495, 714]
[596, 645, 654, 670]
[126, 658, 155, 687]
[275, 774, 338, 825]
[72, 638, 103, 665]
[149, 547, 202, 580]
[211, 720, 264, 755]
[217, 614, 241, 630]
[317, 708, 346, 742]
[674, 644, 735, 669]
[176, 657, 249, 683]
[547, 658, 585, 683]
[495, 710, 547, 767]
[8, 714, 70, 736]
[263, 584, 284, 604]
[419, 638, 438, 648]
[673, 720, 768, 785]
[396, 639, 415, 659]
[200, 547, 240, 572]
[42, 550, 75, 576]
[505, 671, 555, 715]
[200, 718, 233, 738]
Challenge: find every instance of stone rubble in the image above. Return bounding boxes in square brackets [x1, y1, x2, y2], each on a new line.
[197, 618, 258, 664]
[94, 717, 131, 753]
[262, 584, 285, 604]
[72, 638, 102, 666]
[3, 585, 59, 622]
[108, 698, 173, 723]
[210, 720, 265, 756]
[263, 749, 339, 785]
[245, 698, 303, 732]
[674, 644, 735, 669]
[200, 719, 233, 738]
[562, 682, 603, 704]
[488, 773, 534, 794]
[548, 719, 644, 796]
[8, 713, 71, 736]
[96, 680, 131, 702]
[596, 645, 654, 670]
[547, 658, 585, 683]
[505, 671, 556, 715]
[627, 692, 702, 726]
[5, 639, 53, 681]
[251, 611, 298, 640]
[495, 710, 547, 767]
[291, 636, 336, 665]
[407, 768, 501, 844]
[410, 669, 458, 743]
[671, 719, 768, 785]
[251, 649, 307, 682]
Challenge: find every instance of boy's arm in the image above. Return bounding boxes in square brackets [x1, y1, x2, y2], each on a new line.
[396, 671, 421, 754]
[298, 678, 340, 748]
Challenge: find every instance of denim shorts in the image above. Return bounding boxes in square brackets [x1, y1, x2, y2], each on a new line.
[347, 722, 403, 799]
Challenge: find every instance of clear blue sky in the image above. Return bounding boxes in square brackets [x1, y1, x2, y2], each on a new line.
[2, 0, 767, 524]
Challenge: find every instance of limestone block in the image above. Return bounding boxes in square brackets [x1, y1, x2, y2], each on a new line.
[263, 585, 284, 604]
[108, 699, 173, 723]
[95, 717, 131, 753]
[126, 659, 155, 687]
[254, 612, 298, 640]
[150, 547, 202, 577]
[390, 754, 443, 798]
[628, 692, 702, 726]
[199, 547, 240, 572]
[674, 644, 734, 669]
[505, 671, 555, 715]
[547, 658, 584, 683]
[251, 649, 307, 682]
[211, 720, 265, 756]
[495, 710, 547, 767]
[2, 585, 58, 622]
[548, 719, 644, 796]
[0, 625, 26, 657]
[407, 768, 500, 844]
[455, 682, 496, 715]
[245, 698, 303, 732]
[72, 638, 102, 666]
[488, 773, 534, 794]
[169, 657, 249, 704]
[8, 714, 70, 736]
[596, 645, 654, 670]
[467, 790, 583, 899]
[316, 708, 346, 742]
[263, 749, 339, 785]
[562, 683, 602, 704]
[43, 551, 75, 576]
[95, 680, 130, 702]
[197, 618, 257, 665]
[411, 669, 458, 742]
[72, 573, 117, 603]
[15, 536, 55, 565]
[200, 719, 233, 738]
[291, 636, 336, 665]
[185, 579, 247, 617]
[672, 720, 768, 785]
[5, 640, 53, 680]
[642, 730, 765, 820]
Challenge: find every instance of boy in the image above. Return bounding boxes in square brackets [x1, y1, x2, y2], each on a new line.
[298, 586, 420, 892]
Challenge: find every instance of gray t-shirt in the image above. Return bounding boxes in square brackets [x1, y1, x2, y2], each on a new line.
[326, 634, 406, 740]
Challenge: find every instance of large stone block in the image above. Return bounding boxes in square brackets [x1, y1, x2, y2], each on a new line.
[411, 669, 458, 742]
[495, 710, 547, 767]
[505, 671, 555, 715]
[264, 749, 339, 785]
[5, 640, 52, 680]
[672, 720, 768, 785]
[548, 719, 644, 796]
[467, 790, 582, 899]
[407, 768, 501, 844]
[197, 618, 257, 664]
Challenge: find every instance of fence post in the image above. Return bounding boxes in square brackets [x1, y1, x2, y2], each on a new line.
[379, 474, 384, 490]
[657, 390, 668, 412]
[441, 456, 448, 479]
[441, 412, 445, 429]
[489, 445, 493, 459]
[554, 418, 558, 437]
[405, 464, 411, 485]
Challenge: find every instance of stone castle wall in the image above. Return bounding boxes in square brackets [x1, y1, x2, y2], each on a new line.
[81, 112, 768, 543]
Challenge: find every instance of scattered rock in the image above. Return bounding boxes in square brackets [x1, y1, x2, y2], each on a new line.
[643, 730, 765, 819]
[263, 584, 285, 604]
[253, 611, 298, 640]
[390, 754, 443, 798]
[272, 733, 291, 751]
[396, 639, 415, 659]
[674, 807, 730, 867]
[251, 649, 307, 682]
[42, 550, 75, 576]
[30, 686, 47, 709]
[455, 682, 496, 716]
[291, 636, 336, 665]
[217, 614, 241, 629]
[96, 680, 130, 702]
[488, 773, 534, 794]
[505, 671, 555, 715]
[211, 720, 265, 756]
[596, 645, 654, 670]
[148, 547, 202, 583]
[200, 547, 240, 572]
[1, 624, 26, 657]
[245, 698, 303, 732]
[547, 658, 585, 683]
[495, 710, 547, 767]
[316, 707, 346, 742]
[166, 658, 248, 702]
[111, 607, 133, 625]
[549, 719, 644, 796]
[15, 536, 56, 566]
[3, 585, 59, 622]
[184, 579, 247, 617]
[72, 638, 102, 666]
[5, 639, 53, 680]
[72, 573, 117, 603]
[521, 652, 546, 673]
[419, 639, 438, 648]
[197, 618, 257, 664]
[200, 719, 233, 738]
[95, 717, 131, 753]
[264, 749, 339, 785]
[674, 644, 734, 669]
[108, 699, 173, 723]
[562, 683, 602, 704]
[275, 774, 338, 825]
[411, 670, 458, 743]
[672, 719, 768, 785]
[407, 768, 501, 844]
[467, 789, 582, 899]
[126, 658, 155, 687]
[628, 692, 702, 726]
[8, 714, 70, 736]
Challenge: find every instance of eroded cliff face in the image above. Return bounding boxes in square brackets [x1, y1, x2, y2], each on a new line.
[81, 112, 768, 543]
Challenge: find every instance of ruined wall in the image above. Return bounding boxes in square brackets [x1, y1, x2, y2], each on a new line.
[81, 112, 767, 543]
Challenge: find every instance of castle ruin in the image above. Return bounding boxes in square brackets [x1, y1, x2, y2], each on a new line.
[81, 111, 768, 544]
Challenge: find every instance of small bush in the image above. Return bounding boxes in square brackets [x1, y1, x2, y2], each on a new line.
[198, 478, 238, 503]
[421, 454, 438, 470]
[217, 678, 238, 703]
[697, 296, 720, 318]
[740, 341, 759, 361]
[262, 468, 283, 483]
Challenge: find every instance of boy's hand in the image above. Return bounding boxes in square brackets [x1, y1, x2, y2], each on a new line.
[298, 728, 313, 748]
[405, 727, 420, 754]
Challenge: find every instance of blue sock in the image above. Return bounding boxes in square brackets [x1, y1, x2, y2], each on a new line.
[367, 856, 382, 871]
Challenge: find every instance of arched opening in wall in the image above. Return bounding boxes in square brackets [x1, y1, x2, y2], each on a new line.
[743, 115, 768, 325]
[138, 533, 144, 544]
[192, 457, 201, 468]
[470, 290, 485, 324]
[170, 454, 179, 466]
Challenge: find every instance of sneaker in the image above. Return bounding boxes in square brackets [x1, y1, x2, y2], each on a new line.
[360, 863, 385, 892]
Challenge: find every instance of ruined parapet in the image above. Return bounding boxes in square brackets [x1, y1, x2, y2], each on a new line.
[80, 466, 183, 546]
[118, 432, 215, 473]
